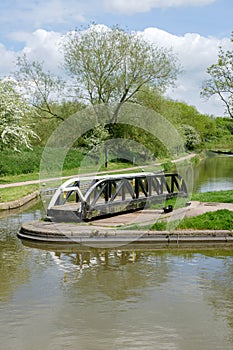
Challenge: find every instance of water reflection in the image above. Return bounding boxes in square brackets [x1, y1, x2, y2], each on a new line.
[20, 243, 233, 350]
[198, 253, 233, 343]
[21, 240, 172, 300]
[194, 154, 233, 192]
[0, 201, 44, 302]
[0, 230, 30, 302]
[1, 219, 233, 350]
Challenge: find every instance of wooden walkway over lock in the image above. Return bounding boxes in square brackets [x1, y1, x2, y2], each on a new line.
[47, 172, 188, 222]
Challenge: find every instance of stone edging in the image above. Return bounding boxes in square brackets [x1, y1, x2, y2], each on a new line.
[18, 220, 233, 248]
[0, 191, 40, 211]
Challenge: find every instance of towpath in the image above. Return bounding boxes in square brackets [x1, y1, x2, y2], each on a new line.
[0, 153, 196, 189]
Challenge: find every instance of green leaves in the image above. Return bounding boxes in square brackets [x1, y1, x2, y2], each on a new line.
[201, 32, 233, 118]
[15, 54, 65, 121]
[62, 24, 179, 121]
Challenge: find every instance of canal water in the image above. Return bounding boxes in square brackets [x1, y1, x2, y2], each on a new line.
[193, 153, 233, 192]
[0, 154, 233, 350]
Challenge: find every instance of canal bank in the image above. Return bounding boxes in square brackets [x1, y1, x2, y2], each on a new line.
[0, 190, 40, 210]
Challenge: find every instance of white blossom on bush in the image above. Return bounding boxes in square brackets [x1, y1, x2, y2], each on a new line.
[0, 79, 38, 150]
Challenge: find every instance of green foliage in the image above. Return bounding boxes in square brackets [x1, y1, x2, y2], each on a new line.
[15, 54, 66, 120]
[136, 89, 219, 147]
[111, 124, 168, 158]
[138, 87, 233, 151]
[151, 222, 166, 231]
[62, 24, 179, 121]
[81, 124, 109, 149]
[31, 101, 85, 145]
[2, 30, 233, 178]
[201, 32, 233, 119]
[136, 87, 165, 113]
[151, 210, 233, 231]
[162, 161, 173, 172]
[190, 155, 200, 166]
[63, 148, 84, 170]
[0, 147, 43, 175]
[1, 86, 232, 178]
[0, 146, 84, 176]
[7, 28, 233, 166]
[192, 190, 233, 203]
[177, 210, 233, 230]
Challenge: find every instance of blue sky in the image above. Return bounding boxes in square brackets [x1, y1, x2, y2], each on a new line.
[95, 0, 232, 38]
[0, 0, 232, 115]
[1, 0, 232, 48]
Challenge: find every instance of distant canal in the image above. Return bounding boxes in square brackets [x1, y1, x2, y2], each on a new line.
[193, 153, 233, 192]
[0, 154, 233, 350]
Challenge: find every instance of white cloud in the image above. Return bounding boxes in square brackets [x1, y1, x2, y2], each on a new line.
[0, 29, 64, 80]
[0, 26, 231, 116]
[6, 30, 64, 75]
[0, 44, 17, 78]
[102, 0, 216, 15]
[141, 27, 231, 115]
[21, 30, 63, 71]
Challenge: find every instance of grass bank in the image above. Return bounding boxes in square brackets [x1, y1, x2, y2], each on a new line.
[0, 185, 39, 202]
[0, 146, 85, 177]
[149, 191, 233, 231]
[192, 190, 233, 203]
[151, 210, 233, 231]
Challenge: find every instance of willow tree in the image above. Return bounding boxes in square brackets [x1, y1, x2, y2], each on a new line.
[62, 25, 180, 123]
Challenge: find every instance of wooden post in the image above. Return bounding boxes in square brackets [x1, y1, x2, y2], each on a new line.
[105, 146, 108, 168]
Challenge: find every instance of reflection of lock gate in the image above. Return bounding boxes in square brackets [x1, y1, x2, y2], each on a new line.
[47, 172, 188, 222]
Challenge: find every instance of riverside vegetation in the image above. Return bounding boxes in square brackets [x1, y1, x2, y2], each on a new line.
[0, 26, 232, 181]
[1, 97, 232, 233]
[0, 96, 232, 178]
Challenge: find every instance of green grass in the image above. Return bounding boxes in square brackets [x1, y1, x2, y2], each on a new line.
[0, 146, 85, 177]
[0, 164, 145, 185]
[177, 210, 233, 230]
[0, 185, 39, 202]
[151, 210, 233, 231]
[0, 173, 40, 184]
[192, 190, 233, 203]
[0, 149, 195, 186]
[0, 158, 165, 185]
